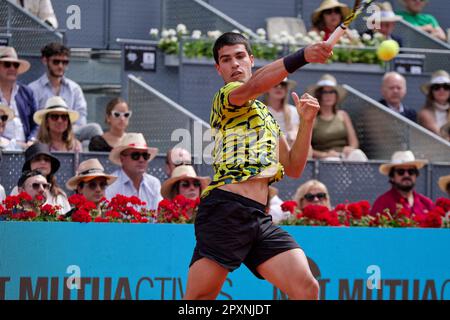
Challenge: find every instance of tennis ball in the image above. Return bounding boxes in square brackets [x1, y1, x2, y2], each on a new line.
[377, 40, 400, 62]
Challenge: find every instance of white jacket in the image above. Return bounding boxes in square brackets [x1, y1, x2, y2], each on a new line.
[16, 0, 58, 28]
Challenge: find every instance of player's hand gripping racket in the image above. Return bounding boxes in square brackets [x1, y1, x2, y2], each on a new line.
[326, 0, 374, 47]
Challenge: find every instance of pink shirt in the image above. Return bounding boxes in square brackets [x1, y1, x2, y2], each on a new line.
[370, 188, 435, 217]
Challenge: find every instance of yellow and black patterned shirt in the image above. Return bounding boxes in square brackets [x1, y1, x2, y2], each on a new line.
[202, 81, 284, 197]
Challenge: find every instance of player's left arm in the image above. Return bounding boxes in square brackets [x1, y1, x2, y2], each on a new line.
[278, 93, 319, 178]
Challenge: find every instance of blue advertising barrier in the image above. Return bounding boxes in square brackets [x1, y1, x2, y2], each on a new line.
[1, 223, 449, 300]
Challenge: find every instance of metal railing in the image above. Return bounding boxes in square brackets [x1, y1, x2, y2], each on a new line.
[394, 19, 450, 51]
[161, 0, 258, 38]
[343, 85, 450, 162]
[0, 0, 63, 55]
[127, 74, 211, 162]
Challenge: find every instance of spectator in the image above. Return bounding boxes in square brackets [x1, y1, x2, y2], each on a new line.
[418, 70, 450, 137]
[17, 169, 49, 204]
[15, 0, 58, 29]
[0, 103, 21, 150]
[379, 72, 417, 122]
[294, 179, 331, 211]
[0, 150, 5, 202]
[10, 143, 70, 213]
[310, 0, 350, 41]
[28, 43, 103, 146]
[0, 46, 38, 148]
[371, 150, 434, 217]
[34, 96, 82, 152]
[106, 133, 162, 210]
[264, 77, 300, 146]
[396, 0, 446, 41]
[89, 97, 130, 152]
[165, 147, 192, 177]
[438, 174, 450, 197]
[65, 158, 117, 217]
[363, 2, 404, 46]
[161, 165, 210, 200]
[307, 74, 366, 161]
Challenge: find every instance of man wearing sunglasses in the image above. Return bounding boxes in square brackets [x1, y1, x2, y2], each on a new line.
[29, 42, 103, 146]
[17, 169, 50, 204]
[165, 147, 193, 177]
[371, 150, 434, 217]
[0, 47, 38, 148]
[106, 133, 163, 210]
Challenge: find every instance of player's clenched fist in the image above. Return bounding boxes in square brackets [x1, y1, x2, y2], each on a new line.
[292, 92, 320, 122]
[304, 42, 333, 64]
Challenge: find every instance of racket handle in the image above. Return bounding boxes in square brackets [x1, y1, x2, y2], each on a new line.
[326, 24, 346, 47]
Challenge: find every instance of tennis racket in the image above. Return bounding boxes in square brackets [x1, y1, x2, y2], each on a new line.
[326, 0, 375, 47]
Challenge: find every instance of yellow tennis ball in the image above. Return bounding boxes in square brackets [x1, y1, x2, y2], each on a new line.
[377, 40, 400, 61]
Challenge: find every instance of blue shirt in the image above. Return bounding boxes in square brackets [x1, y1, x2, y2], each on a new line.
[105, 168, 163, 211]
[28, 74, 87, 126]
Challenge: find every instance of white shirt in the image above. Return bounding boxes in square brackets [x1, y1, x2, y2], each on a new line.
[16, 0, 58, 28]
[268, 195, 290, 224]
[267, 104, 300, 137]
[105, 168, 163, 211]
[0, 184, 5, 202]
[0, 84, 26, 142]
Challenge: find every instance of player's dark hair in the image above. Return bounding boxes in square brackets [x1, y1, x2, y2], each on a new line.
[213, 32, 252, 64]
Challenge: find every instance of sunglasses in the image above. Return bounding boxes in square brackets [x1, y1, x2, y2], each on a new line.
[48, 113, 69, 121]
[323, 7, 341, 15]
[303, 192, 327, 202]
[321, 89, 337, 95]
[85, 180, 108, 190]
[431, 84, 450, 91]
[112, 111, 132, 118]
[30, 182, 51, 191]
[0, 115, 8, 122]
[51, 59, 70, 66]
[179, 180, 201, 188]
[124, 151, 151, 161]
[1, 61, 20, 69]
[32, 155, 52, 163]
[394, 168, 418, 176]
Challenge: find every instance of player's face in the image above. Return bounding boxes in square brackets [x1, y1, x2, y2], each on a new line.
[215, 44, 254, 84]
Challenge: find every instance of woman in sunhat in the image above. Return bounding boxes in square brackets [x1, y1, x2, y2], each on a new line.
[307, 74, 364, 161]
[161, 165, 210, 201]
[0, 104, 21, 150]
[264, 78, 302, 147]
[418, 70, 450, 139]
[310, 0, 351, 41]
[438, 175, 450, 198]
[363, 2, 403, 46]
[34, 96, 82, 152]
[10, 142, 70, 213]
[65, 158, 117, 217]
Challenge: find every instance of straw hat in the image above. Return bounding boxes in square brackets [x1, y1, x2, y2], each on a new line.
[109, 133, 158, 165]
[66, 158, 117, 190]
[312, 0, 351, 26]
[379, 150, 428, 175]
[161, 165, 211, 200]
[364, 2, 402, 22]
[0, 47, 31, 75]
[0, 103, 14, 121]
[33, 96, 79, 125]
[306, 74, 347, 102]
[438, 175, 450, 194]
[280, 77, 297, 91]
[420, 70, 450, 95]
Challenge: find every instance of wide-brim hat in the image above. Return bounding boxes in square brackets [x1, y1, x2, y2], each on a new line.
[306, 74, 347, 102]
[22, 143, 60, 175]
[312, 0, 351, 26]
[440, 121, 450, 140]
[280, 77, 297, 91]
[420, 70, 450, 95]
[0, 103, 14, 121]
[33, 96, 79, 125]
[161, 165, 211, 200]
[109, 133, 158, 165]
[438, 175, 450, 193]
[364, 2, 403, 22]
[379, 150, 428, 175]
[0, 46, 31, 75]
[66, 158, 117, 190]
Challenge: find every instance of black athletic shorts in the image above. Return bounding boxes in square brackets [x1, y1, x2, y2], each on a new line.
[190, 188, 300, 279]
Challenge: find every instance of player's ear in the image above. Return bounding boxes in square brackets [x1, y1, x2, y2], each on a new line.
[215, 63, 222, 76]
[250, 54, 255, 68]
